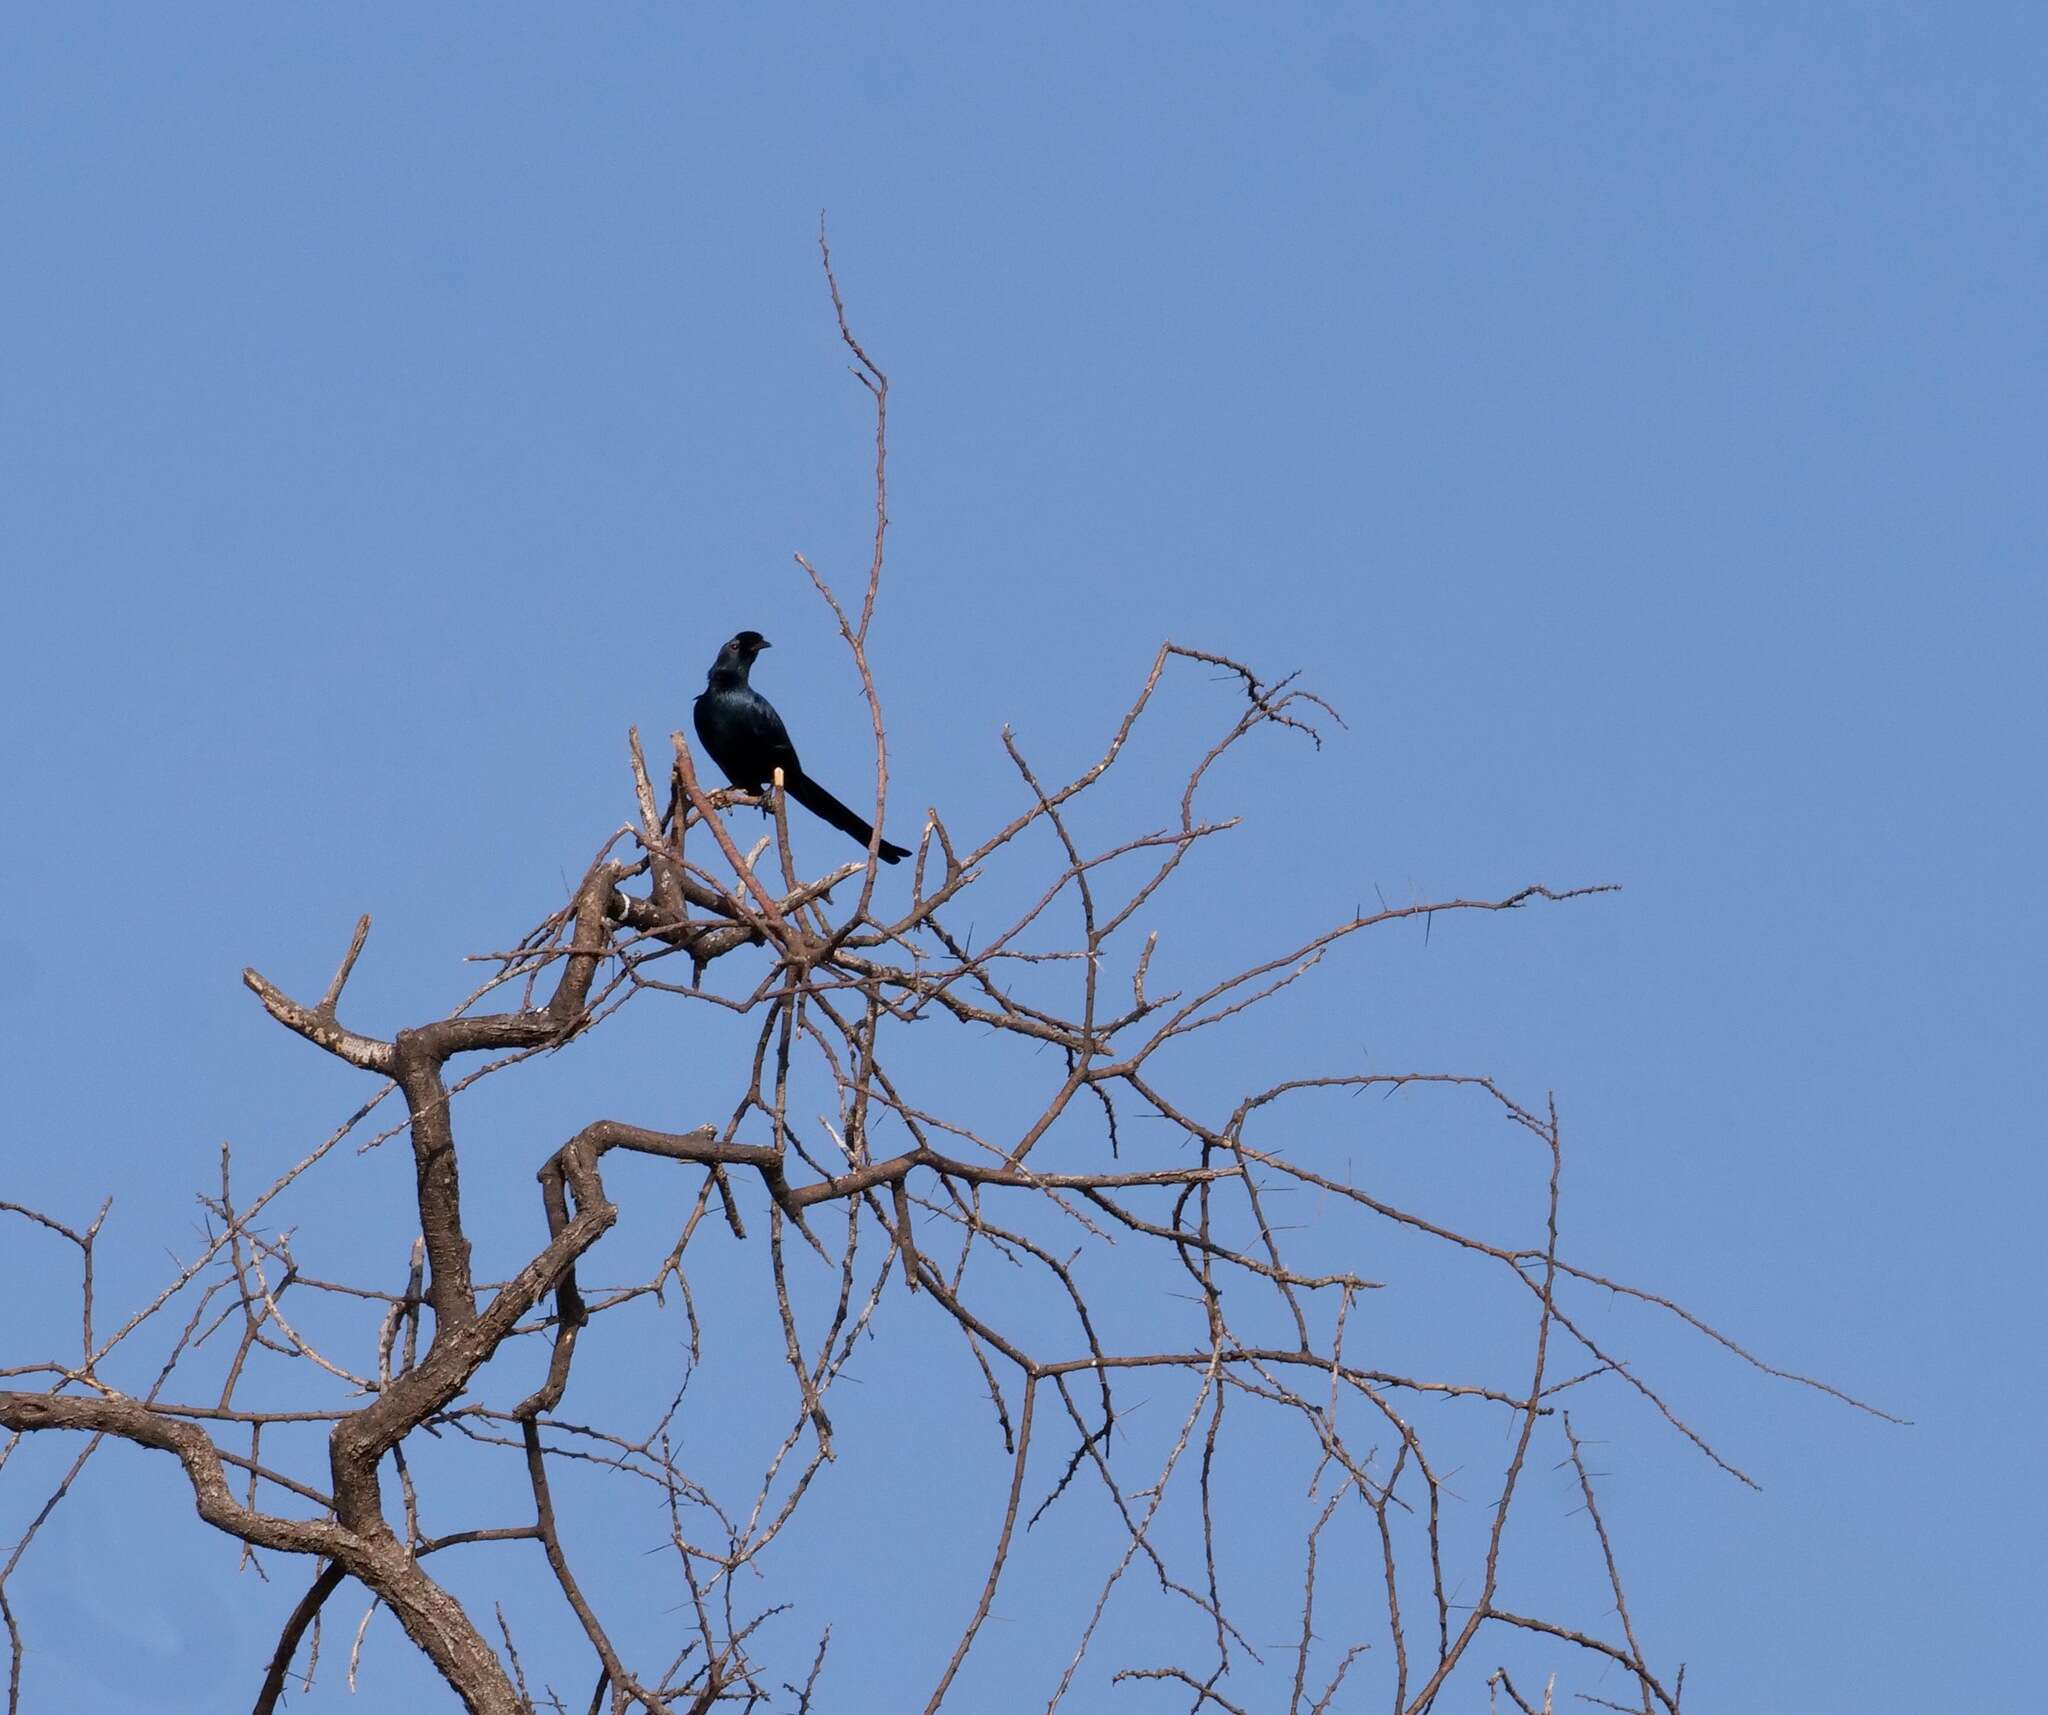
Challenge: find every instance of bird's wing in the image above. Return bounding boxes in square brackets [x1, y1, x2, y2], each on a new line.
[738, 689, 802, 773]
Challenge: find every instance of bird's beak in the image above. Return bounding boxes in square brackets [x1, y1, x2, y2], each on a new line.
[758, 638, 773, 649]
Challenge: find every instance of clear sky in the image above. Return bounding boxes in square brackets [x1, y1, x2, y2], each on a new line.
[2, 6, 2042, 1712]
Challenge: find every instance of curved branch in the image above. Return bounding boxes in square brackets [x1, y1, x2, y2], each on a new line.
[251, 1560, 345, 1715]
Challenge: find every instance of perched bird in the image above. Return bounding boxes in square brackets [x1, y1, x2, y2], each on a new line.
[692, 630, 909, 864]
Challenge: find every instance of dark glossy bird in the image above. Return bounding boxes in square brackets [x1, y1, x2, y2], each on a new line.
[692, 630, 909, 864]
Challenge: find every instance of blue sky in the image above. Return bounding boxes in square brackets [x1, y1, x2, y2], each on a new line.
[2, 6, 2042, 1711]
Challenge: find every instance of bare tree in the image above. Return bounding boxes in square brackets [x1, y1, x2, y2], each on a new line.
[0, 238, 1894, 1715]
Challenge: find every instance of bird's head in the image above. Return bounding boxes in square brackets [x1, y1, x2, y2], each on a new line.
[728, 630, 771, 658]
[708, 630, 772, 682]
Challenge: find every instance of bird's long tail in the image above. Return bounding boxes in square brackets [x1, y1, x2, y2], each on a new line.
[784, 769, 909, 864]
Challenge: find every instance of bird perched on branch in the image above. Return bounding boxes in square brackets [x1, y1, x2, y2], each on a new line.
[692, 630, 910, 864]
